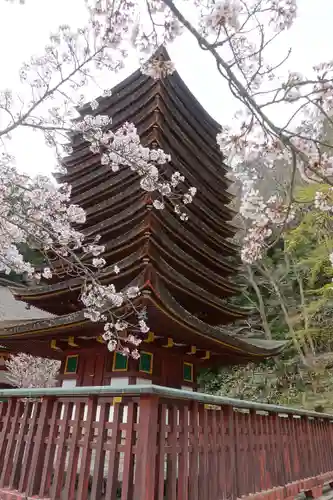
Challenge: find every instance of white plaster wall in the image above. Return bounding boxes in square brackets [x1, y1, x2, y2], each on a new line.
[181, 385, 194, 392]
[136, 377, 152, 385]
[61, 379, 77, 388]
[110, 377, 129, 388]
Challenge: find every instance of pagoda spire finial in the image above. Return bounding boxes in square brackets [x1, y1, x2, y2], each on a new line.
[142, 45, 175, 80]
[151, 44, 170, 61]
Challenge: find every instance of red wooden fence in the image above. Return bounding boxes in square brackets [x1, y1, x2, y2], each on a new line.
[0, 384, 333, 500]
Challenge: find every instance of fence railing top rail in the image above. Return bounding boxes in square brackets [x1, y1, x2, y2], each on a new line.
[0, 383, 332, 419]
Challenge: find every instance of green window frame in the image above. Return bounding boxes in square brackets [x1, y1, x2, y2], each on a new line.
[112, 352, 129, 371]
[139, 351, 153, 374]
[183, 362, 193, 383]
[64, 355, 79, 375]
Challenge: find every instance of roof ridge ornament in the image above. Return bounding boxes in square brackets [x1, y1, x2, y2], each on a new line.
[141, 46, 176, 81]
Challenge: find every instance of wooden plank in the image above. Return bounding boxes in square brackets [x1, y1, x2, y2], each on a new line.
[38, 400, 61, 497]
[0, 399, 22, 486]
[177, 403, 190, 500]
[240, 412, 250, 496]
[90, 402, 110, 499]
[50, 401, 72, 498]
[157, 403, 168, 500]
[198, 405, 209, 499]
[8, 402, 30, 490]
[270, 414, 280, 487]
[18, 401, 40, 492]
[268, 414, 277, 487]
[26, 398, 55, 496]
[282, 416, 292, 483]
[189, 401, 199, 500]
[233, 410, 242, 497]
[217, 406, 227, 499]
[0, 398, 15, 479]
[121, 401, 137, 500]
[104, 400, 124, 498]
[62, 401, 85, 500]
[75, 398, 97, 500]
[291, 416, 300, 479]
[0, 398, 8, 425]
[226, 406, 236, 498]
[325, 420, 333, 473]
[165, 405, 178, 500]
[313, 418, 322, 476]
[247, 410, 257, 495]
[321, 419, 330, 472]
[133, 395, 159, 500]
[209, 408, 218, 500]
[262, 415, 271, 490]
[296, 416, 305, 479]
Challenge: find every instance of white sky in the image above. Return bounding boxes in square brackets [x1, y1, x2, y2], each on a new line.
[0, 0, 332, 176]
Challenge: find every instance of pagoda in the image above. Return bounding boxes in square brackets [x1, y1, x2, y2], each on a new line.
[0, 48, 285, 390]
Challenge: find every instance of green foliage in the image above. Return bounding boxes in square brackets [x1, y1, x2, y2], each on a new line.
[199, 360, 333, 410]
[200, 184, 333, 412]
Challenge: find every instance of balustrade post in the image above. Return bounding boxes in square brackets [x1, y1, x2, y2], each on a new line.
[133, 394, 159, 500]
[26, 397, 56, 496]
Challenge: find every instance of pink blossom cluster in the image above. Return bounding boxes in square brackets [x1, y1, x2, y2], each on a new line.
[75, 118, 197, 221]
[314, 189, 333, 212]
[102, 314, 149, 358]
[204, 0, 242, 32]
[5, 352, 60, 389]
[141, 59, 176, 80]
[268, 0, 297, 30]
[0, 154, 85, 276]
[216, 123, 289, 171]
[87, 0, 182, 59]
[240, 186, 294, 264]
[201, 0, 296, 35]
[291, 137, 333, 182]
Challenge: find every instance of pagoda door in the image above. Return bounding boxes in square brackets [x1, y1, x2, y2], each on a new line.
[80, 352, 105, 386]
[161, 356, 181, 388]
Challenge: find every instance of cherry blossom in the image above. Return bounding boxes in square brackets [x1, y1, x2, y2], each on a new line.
[92, 257, 107, 268]
[315, 190, 333, 212]
[204, 0, 242, 33]
[0, 159, 85, 276]
[5, 353, 60, 389]
[238, 174, 295, 263]
[139, 319, 150, 334]
[131, 349, 140, 360]
[141, 58, 175, 79]
[79, 118, 196, 220]
[126, 334, 143, 347]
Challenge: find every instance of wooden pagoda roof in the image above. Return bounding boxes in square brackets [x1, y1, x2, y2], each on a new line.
[4, 47, 286, 361]
[0, 285, 285, 363]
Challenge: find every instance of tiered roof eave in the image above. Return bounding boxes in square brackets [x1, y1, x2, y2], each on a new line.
[0, 284, 285, 362]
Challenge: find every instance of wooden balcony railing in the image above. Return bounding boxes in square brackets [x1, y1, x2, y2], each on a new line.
[1, 384, 333, 500]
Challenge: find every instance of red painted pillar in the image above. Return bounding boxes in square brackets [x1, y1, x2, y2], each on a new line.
[133, 395, 159, 500]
